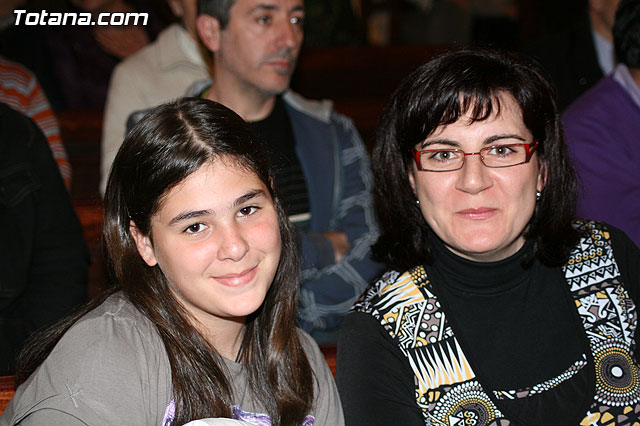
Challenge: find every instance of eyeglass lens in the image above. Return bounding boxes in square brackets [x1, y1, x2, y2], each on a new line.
[419, 144, 530, 171]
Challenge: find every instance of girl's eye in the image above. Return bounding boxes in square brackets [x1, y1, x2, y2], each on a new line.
[185, 223, 206, 234]
[238, 206, 258, 217]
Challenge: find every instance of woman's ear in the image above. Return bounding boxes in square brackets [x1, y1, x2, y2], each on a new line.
[408, 169, 417, 196]
[196, 14, 221, 53]
[537, 162, 547, 193]
[129, 221, 158, 267]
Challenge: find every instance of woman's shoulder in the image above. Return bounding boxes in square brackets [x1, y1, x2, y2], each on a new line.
[570, 219, 636, 256]
[351, 267, 429, 314]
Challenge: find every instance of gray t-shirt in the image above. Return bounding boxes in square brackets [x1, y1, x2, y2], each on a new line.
[0, 293, 344, 426]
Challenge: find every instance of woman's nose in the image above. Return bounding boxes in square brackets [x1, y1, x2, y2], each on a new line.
[455, 153, 493, 195]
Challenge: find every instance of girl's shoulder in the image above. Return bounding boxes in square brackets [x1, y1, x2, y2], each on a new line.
[60, 292, 161, 351]
[4, 293, 172, 425]
[296, 328, 325, 367]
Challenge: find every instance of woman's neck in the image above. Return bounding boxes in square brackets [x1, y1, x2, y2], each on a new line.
[429, 235, 533, 294]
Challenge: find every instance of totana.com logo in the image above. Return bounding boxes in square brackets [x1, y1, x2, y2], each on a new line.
[13, 9, 148, 26]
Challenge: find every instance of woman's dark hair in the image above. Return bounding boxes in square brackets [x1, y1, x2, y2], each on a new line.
[372, 47, 580, 271]
[614, 0, 640, 68]
[16, 98, 313, 426]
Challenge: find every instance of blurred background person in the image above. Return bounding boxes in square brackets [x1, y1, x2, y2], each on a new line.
[45, 0, 167, 110]
[0, 102, 88, 376]
[0, 0, 65, 110]
[563, 0, 640, 246]
[100, 0, 208, 194]
[0, 56, 72, 189]
[524, 0, 621, 111]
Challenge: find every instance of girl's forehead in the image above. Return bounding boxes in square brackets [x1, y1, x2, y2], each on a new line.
[153, 160, 263, 213]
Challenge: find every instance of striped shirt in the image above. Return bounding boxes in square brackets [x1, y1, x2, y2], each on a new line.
[0, 56, 71, 189]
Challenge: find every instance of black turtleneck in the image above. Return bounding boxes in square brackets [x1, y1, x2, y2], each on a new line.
[427, 237, 592, 425]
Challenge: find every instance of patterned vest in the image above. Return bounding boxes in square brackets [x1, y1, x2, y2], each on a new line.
[353, 221, 640, 425]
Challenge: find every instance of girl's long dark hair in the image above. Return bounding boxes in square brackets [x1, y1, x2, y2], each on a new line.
[16, 98, 314, 425]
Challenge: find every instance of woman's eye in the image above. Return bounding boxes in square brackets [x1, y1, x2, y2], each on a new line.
[237, 206, 258, 217]
[430, 150, 457, 162]
[185, 223, 206, 234]
[489, 145, 517, 156]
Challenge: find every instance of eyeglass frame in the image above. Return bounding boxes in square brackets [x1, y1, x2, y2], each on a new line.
[411, 141, 539, 172]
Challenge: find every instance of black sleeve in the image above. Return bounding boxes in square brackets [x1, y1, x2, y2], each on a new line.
[0, 105, 89, 374]
[608, 225, 640, 351]
[25, 111, 89, 332]
[336, 312, 424, 426]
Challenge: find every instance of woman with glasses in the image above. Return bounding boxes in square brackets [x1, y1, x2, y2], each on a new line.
[336, 48, 640, 426]
[1, 98, 343, 426]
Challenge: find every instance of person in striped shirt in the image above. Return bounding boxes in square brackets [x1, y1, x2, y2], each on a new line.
[0, 56, 72, 189]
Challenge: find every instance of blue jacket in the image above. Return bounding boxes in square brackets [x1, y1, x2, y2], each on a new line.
[281, 92, 384, 338]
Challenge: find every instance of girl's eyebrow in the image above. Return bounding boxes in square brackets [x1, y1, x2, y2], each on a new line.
[232, 189, 266, 209]
[168, 209, 212, 227]
[168, 189, 267, 226]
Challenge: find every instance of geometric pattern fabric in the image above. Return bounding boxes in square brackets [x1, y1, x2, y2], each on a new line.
[353, 220, 640, 425]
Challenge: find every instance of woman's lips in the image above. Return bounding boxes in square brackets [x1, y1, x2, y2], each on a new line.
[456, 207, 498, 220]
[214, 265, 258, 287]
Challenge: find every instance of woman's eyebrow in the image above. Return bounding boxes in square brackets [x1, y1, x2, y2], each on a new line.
[483, 134, 527, 145]
[420, 139, 460, 148]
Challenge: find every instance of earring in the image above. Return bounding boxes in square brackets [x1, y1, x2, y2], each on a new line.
[536, 190, 541, 201]
[416, 199, 420, 205]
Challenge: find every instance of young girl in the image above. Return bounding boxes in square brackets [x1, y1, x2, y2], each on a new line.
[0, 98, 344, 426]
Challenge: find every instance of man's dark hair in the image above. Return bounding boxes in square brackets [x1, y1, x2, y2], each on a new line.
[372, 47, 580, 271]
[198, 0, 236, 28]
[614, 0, 640, 68]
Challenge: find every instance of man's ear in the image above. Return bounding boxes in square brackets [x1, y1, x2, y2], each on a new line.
[196, 14, 221, 53]
[129, 221, 158, 267]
